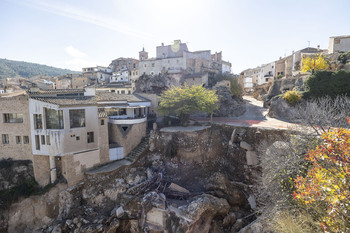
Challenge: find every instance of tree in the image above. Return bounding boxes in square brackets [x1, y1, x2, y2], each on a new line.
[158, 84, 219, 124]
[293, 124, 350, 232]
[301, 54, 329, 73]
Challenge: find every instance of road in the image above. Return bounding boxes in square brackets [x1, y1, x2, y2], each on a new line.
[193, 96, 295, 129]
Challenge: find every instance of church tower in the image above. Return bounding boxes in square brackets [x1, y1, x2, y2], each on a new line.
[139, 47, 148, 61]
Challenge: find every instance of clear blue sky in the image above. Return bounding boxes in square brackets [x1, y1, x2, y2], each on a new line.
[1, 0, 349, 73]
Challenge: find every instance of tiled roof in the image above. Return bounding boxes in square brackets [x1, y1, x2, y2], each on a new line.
[31, 96, 96, 107]
[96, 92, 149, 102]
[27, 89, 85, 94]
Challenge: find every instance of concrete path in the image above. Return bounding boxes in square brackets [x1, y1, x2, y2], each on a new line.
[193, 96, 296, 129]
[86, 159, 131, 175]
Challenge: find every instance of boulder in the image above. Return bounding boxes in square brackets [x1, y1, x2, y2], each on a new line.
[214, 87, 246, 117]
[240, 141, 253, 151]
[267, 96, 296, 121]
[168, 194, 230, 233]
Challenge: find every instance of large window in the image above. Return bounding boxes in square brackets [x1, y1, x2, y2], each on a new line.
[3, 113, 23, 123]
[33, 114, 42, 129]
[16, 136, 21, 144]
[69, 109, 85, 128]
[2, 134, 9, 144]
[45, 108, 64, 129]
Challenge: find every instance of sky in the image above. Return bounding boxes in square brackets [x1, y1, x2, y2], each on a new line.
[0, 0, 349, 73]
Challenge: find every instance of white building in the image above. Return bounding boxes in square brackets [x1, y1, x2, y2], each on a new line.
[258, 62, 275, 85]
[329, 35, 350, 54]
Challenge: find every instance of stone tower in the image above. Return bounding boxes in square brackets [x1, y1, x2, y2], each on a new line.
[139, 47, 148, 61]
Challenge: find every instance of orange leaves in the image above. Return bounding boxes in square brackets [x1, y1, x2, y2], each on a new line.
[293, 127, 350, 232]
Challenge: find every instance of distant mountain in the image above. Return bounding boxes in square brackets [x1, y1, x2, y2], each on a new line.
[0, 58, 80, 79]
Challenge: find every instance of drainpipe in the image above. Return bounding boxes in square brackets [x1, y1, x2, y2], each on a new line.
[49, 156, 57, 183]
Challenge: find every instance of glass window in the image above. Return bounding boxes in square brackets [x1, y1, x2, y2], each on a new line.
[3, 113, 23, 123]
[33, 114, 42, 129]
[69, 109, 85, 128]
[41, 135, 45, 145]
[45, 108, 64, 129]
[101, 119, 104, 125]
[16, 136, 21, 144]
[2, 134, 9, 144]
[46, 135, 51, 145]
[23, 136, 29, 144]
[35, 135, 40, 150]
[87, 132, 94, 143]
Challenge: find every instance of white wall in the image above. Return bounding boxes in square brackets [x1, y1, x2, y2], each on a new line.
[29, 99, 99, 156]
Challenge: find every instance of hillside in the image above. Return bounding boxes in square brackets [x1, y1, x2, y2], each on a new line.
[0, 58, 80, 79]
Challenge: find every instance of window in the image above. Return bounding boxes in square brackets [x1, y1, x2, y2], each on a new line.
[111, 90, 115, 92]
[76, 136, 80, 141]
[46, 135, 51, 145]
[87, 132, 94, 143]
[69, 109, 85, 128]
[35, 135, 40, 150]
[45, 108, 64, 129]
[33, 114, 42, 129]
[144, 64, 147, 68]
[23, 136, 29, 144]
[121, 90, 125, 94]
[335, 39, 340, 44]
[2, 134, 9, 144]
[101, 119, 104, 125]
[16, 136, 21, 144]
[152, 63, 155, 67]
[3, 113, 23, 123]
[41, 135, 45, 145]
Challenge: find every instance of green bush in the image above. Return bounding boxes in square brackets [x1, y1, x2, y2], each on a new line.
[283, 90, 302, 105]
[304, 70, 350, 98]
[338, 50, 350, 64]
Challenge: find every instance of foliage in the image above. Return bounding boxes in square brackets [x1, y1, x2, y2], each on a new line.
[210, 73, 243, 97]
[301, 54, 329, 73]
[293, 125, 350, 232]
[277, 74, 283, 79]
[283, 90, 302, 105]
[0, 58, 79, 79]
[158, 84, 219, 124]
[304, 70, 350, 99]
[338, 50, 350, 64]
[229, 78, 243, 97]
[271, 211, 321, 233]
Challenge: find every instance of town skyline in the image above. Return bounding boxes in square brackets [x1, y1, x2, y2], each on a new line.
[1, 0, 350, 73]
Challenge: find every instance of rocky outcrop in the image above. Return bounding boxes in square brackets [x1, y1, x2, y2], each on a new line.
[135, 74, 181, 94]
[215, 86, 246, 117]
[0, 159, 34, 191]
[5, 125, 289, 232]
[267, 96, 297, 121]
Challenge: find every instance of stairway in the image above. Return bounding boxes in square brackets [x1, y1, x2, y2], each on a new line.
[124, 133, 150, 163]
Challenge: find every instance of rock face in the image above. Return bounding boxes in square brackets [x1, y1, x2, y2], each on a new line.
[135, 74, 181, 94]
[4, 125, 289, 232]
[267, 96, 296, 120]
[0, 159, 34, 191]
[215, 86, 246, 117]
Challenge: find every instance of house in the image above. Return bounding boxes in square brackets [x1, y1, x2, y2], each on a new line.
[0, 88, 151, 187]
[329, 35, 350, 53]
[55, 75, 72, 89]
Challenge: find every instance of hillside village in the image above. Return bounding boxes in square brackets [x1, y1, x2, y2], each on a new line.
[0, 35, 350, 233]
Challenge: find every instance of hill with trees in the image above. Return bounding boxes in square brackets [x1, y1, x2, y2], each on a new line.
[0, 58, 80, 79]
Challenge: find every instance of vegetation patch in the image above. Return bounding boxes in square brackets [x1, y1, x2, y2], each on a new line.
[282, 90, 302, 105]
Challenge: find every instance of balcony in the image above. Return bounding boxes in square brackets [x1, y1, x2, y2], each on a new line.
[108, 115, 147, 124]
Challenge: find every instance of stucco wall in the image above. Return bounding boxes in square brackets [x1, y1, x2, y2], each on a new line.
[98, 117, 110, 164]
[33, 155, 50, 186]
[0, 95, 33, 160]
[108, 121, 147, 156]
[61, 149, 101, 186]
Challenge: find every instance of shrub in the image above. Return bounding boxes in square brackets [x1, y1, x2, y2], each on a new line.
[304, 70, 350, 98]
[283, 90, 301, 105]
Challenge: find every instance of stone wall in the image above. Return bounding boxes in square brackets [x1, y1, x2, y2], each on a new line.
[109, 121, 147, 156]
[61, 150, 101, 186]
[0, 95, 33, 161]
[98, 117, 110, 164]
[33, 155, 51, 187]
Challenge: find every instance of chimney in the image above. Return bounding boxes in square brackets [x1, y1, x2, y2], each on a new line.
[317, 45, 320, 51]
[161, 43, 164, 46]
